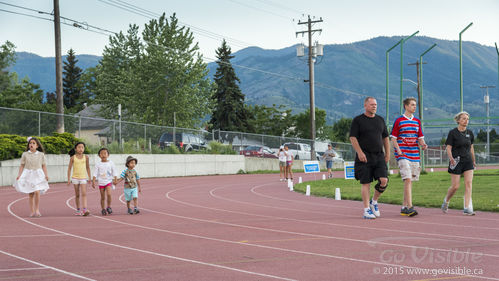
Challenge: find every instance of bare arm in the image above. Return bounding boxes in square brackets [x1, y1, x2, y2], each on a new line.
[42, 164, 49, 181]
[418, 138, 428, 150]
[137, 179, 142, 193]
[85, 155, 91, 180]
[446, 145, 455, 166]
[383, 137, 390, 163]
[67, 156, 74, 185]
[349, 136, 366, 163]
[470, 144, 476, 167]
[391, 137, 402, 156]
[16, 164, 25, 180]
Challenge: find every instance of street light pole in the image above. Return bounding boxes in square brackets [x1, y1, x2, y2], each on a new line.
[459, 22, 473, 112]
[400, 31, 419, 115]
[386, 39, 402, 126]
[418, 43, 437, 171]
[480, 85, 496, 159]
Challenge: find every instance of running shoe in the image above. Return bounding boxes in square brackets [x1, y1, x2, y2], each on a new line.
[441, 199, 449, 214]
[363, 208, 376, 219]
[101, 209, 107, 216]
[401, 207, 418, 217]
[74, 209, 81, 216]
[106, 207, 113, 214]
[134, 207, 140, 214]
[128, 208, 133, 215]
[369, 200, 380, 217]
[82, 209, 90, 216]
[463, 208, 476, 216]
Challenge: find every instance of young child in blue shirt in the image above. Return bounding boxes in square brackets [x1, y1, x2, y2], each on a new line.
[116, 156, 142, 214]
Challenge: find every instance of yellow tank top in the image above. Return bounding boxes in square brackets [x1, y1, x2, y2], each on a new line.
[72, 155, 87, 179]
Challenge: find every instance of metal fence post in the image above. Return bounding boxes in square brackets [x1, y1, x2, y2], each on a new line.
[38, 112, 41, 136]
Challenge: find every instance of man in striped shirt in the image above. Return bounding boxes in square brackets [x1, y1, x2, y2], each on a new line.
[390, 97, 427, 217]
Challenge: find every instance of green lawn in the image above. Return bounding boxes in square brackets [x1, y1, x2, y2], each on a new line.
[294, 169, 499, 212]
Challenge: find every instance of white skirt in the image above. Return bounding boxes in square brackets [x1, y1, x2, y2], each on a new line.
[14, 169, 50, 194]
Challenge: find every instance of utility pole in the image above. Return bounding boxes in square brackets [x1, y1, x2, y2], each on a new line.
[296, 15, 323, 160]
[54, 0, 64, 133]
[480, 85, 495, 159]
[407, 61, 426, 119]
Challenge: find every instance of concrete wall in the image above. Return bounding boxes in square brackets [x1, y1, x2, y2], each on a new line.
[0, 155, 345, 186]
[243, 157, 344, 172]
[0, 154, 245, 186]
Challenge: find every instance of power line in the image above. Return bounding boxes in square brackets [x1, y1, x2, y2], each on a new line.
[1, 2, 370, 101]
[97, 0, 254, 48]
[0, 2, 116, 36]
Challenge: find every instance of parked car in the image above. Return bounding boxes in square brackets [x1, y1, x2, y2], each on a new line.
[239, 145, 278, 158]
[158, 132, 208, 152]
[283, 142, 320, 160]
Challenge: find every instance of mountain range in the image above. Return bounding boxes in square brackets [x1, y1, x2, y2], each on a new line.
[8, 36, 499, 127]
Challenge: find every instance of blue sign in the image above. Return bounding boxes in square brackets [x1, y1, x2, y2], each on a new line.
[303, 161, 320, 173]
[344, 161, 355, 179]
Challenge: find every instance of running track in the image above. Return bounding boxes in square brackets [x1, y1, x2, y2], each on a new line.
[1, 173, 498, 281]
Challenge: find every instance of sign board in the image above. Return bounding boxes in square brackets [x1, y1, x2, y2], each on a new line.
[344, 161, 355, 179]
[303, 161, 320, 173]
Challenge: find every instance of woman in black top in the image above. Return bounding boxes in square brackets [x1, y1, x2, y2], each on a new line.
[441, 111, 476, 215]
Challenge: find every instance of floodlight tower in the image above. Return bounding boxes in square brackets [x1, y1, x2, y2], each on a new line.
[480, 85, 496, 159]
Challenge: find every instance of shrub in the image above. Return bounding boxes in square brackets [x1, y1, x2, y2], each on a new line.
[0, 133, 85, 161]
[207, 141, 236, 155]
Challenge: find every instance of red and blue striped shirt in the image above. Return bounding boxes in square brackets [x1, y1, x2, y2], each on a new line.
[390, 115, 424, 162]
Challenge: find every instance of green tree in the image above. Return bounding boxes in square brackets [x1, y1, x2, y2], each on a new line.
[329, 118, 352, 142]
[0, 41, 16, 92]
[63, 48, 83, 111]
[246, 104, 293, 136]
[93, 13, 212, 128]
[293, 107, 329, 140]
[210, 40, 252, 132]
[477, 128, 498, 143]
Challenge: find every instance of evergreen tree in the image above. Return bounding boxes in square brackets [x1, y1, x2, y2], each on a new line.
[210, 40, 252, 132]
[63, 48, 83, 111]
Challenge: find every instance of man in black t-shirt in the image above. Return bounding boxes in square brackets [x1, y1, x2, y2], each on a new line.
[349, 97, 390, 219]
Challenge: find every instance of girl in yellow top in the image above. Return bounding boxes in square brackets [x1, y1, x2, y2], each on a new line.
[67, 142, 91, 216]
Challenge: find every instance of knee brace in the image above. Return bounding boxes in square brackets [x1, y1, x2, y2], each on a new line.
[375, 178, 389, 193]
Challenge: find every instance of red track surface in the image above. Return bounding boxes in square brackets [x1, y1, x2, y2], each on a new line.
[1, 172, 499, 281]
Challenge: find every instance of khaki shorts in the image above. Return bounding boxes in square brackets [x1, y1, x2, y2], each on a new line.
[279, 161, 286, 167]
[398, 159, 420, 181]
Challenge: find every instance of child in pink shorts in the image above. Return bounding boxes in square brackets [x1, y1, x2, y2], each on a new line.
[92, 148, 117, 216]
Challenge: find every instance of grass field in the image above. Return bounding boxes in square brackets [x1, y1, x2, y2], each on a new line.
[294, 169, 499, 212]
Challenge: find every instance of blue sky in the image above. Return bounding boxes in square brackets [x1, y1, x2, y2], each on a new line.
[1, 0, 499, 59]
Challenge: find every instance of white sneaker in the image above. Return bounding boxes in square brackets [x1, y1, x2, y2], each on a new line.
[369, 200, 380, 217]
[363, 209, 376, 219]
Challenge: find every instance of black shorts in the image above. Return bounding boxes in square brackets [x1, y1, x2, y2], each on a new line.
[448, 158, 474, 174]
[354, 152, 388, 184]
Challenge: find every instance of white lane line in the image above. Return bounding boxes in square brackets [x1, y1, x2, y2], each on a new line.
[0, 249, 94, 280]
[0, 234, 66, 238]
[64, 184, 499, 280]
[76, 193, 499, 281]
[162, 186, 499, 259]
[202, 183, 499, 244]
[256, 177, 499, 222]
[0, 267, 47, 272]
[210, 181, 499, 232]
[8, 197, 296, 281]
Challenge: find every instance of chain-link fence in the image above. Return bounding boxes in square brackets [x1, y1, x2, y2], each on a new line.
[1, 106, 498, 166]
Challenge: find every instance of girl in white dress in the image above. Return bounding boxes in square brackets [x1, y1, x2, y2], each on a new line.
[14, 137, 50, 217]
